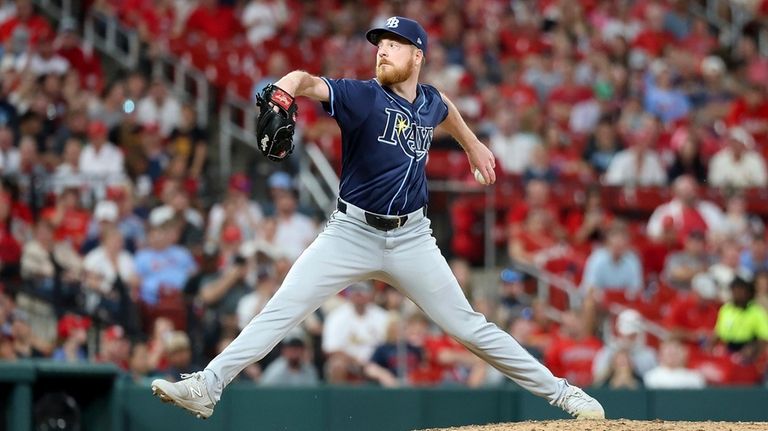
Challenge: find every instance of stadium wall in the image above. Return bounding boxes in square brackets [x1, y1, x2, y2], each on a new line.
[3, 362, 767, 430]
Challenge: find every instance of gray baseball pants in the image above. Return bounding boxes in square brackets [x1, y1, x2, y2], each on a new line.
[203, 200, 566, 402]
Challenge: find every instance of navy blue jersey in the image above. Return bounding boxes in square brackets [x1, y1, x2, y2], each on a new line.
[321, 78, 449, 215]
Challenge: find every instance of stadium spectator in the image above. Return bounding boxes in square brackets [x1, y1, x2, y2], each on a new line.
[708, 240, 752, 302]
[136, 81, 181, 137]
[55, 17, 102, 91]
[714, 277, 768, 360]
[236, 264, 279, 331]
[206, 173, 263, 250]
[643, 60, 690, 124]
[183, 0, 243, 42]
[52, 313, 89, 363]
[17, 33, 70, 76]
[134, 207, 197, 306]
[128, 341, 153, 383]
[0, 0, 52, 46]
[643, 339, 706, 389]
[268, 171, 317, 262]
[0, 124, 19, 175]
[322, 282, 388, 384]
[168, 103, 208, 179]
[506, 179, 560, 238]
[88, 81, 125, 130]
[260, 336, 319, 387]
[508, 208, 563, 268]
[8, 309, 50, 358]
[719, 192, 764, 246]
[21, 219, 82, 301]
[592, 309, 657, 387]
[0, 191, 22, 278]
[241, 0, 287, 46]
[582, 117, 622, 177]
[81, 225, 140, 332]
[708, 127, 768, 188]
[489, 109, 540, 175]
[41, 183, 90, 251]
[604, 120, 667, 186]
[581, 221, 643, 297]
[365, 313, 430, 387]
[495, 268, 531, 325]
[544, 310, 603, 388]
[666, 128, 707, 184]
[662, 230, 711, 291]
[664, 273, 721, 346]
[726, 82, 768, 146]
[79, 120, 125, 194]
[741, 234, 768, 274]
[522, 144, 558, 184]
[158, 330, 197, 377]
[96, 325, 130, 369]
[646, 175, 726, 242]
[755, 271, 768, 311]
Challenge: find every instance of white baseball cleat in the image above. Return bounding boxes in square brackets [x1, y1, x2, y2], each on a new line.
[151, 372, 215, 419]
[551, 383, 605, 419]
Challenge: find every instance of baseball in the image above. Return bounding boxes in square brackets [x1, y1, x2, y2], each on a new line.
[474, 168, 488, 185]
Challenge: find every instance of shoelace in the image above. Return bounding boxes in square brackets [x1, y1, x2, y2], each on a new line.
[559, 390, 589, 416]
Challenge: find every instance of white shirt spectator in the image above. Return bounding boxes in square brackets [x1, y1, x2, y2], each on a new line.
[237, 290, 269, 330]
[322, 302, 389, 363]
[83, 246, 137, 293]
[241, 0, 288, 46]
[0, 1, 15, 25]
[491, 133, 541, 174]
[15, 52, 70, 75]
[708, 148, 768, 188]
[643, 366, 706, 389]
[136, 95, 182, 137]
[207, 201, 263, 244]
[0, 146, 20, 176]
[275, 213, 317, 261]
[79, 142, 124, 180]
[604, 148, 667, 186]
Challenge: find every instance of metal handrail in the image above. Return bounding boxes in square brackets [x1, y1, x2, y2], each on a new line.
[84, 12, 140, 70]
[152, 56, 210, 128]
[33, 0, 72, 20]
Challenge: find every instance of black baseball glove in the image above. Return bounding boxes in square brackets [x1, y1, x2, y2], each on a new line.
[255, 84, 298, 162]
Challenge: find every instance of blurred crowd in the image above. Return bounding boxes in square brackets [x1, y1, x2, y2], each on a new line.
[0, 0, 767, 389]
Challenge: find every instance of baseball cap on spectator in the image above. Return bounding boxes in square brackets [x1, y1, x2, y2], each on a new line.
[228, 173, 251, 193]
[701, 55, 725, 76]
[221, 224, 242, 243]
[149, 205, 175, 227]
[283, 336, 305, 348]
[728, 127, 754, 148]
[94, 200, 119, 222]
[88, 121, 108, 138]
[346, 281, 373, 294]
[691, 273, 718, 300]
[57, 314, 91, 339]
[103, 325, 124, 343]
[500, 268, 523, 283]
[616, 309, 644, 336]
[268, 171, 294, 191]
[106, 184, 127, 201]
[366, 16, 428, 56]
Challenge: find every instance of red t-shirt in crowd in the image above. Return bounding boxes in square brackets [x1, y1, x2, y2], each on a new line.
[184, 6, 243, 41]
[726, 98, 768, 146]
[41, 208, 91, 251]
[544, 334, 603, 388]
[500, 83, 538, 109]
[664, 294, 720, 334]
[422, 334, 470, 385]
[0, 224, 21, 265]
[632, 29, 675, 57]
[0, 15, 53, 44]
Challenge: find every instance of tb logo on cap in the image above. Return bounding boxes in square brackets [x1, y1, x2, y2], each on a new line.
[386, 17, 399, 28]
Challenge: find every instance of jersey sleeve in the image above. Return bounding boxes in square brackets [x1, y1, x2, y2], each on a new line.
[423, 84, 449, 124]
[320, 78, 376, 130]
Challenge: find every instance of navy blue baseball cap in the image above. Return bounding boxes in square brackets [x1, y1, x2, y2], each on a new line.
[366, 16, 428, 56]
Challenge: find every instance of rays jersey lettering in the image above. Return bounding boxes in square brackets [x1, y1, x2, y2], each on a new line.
[377, 108, 433, 161]
[321, 78, 449, 215]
